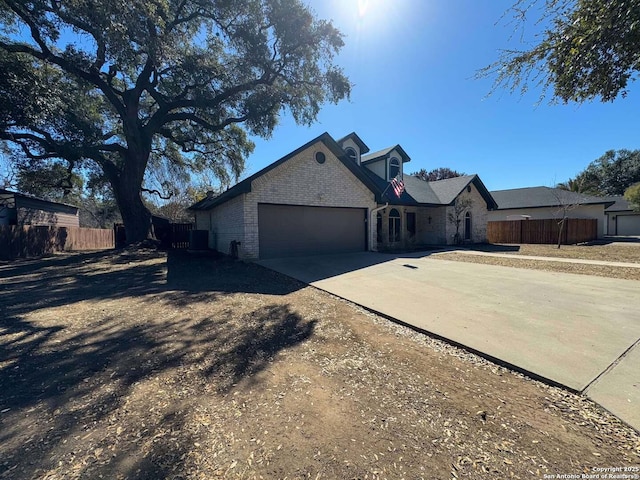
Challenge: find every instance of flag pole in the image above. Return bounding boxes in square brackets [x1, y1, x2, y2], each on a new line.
[380, 181, 392, 199]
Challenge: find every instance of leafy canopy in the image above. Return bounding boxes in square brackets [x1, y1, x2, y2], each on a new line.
[0, 0, 351, 240]
[413, 167, 465, 182]
[624, 183, 640, 211]
[479, 0, 640, 103]
[558, 149, 640, 197]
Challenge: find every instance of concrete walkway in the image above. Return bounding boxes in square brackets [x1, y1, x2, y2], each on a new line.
[258, 252, 640, 432]
[441, 249, 640, 268]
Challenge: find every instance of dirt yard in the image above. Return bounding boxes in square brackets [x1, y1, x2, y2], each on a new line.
[1, 250, 638, 480]
[474, 242, 640, 263]
[435, 242, 640, 280]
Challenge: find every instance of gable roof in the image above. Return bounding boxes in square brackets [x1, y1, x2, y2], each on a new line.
[188, 133, 498, 212]
[335, 132, 370, 154]
[360, 171, 498, 208]
[604, 196, 637, 213]
[188, 133, 381, 211]
[429, 175, 498, 209]
[490, 186, 614, 210]
[360, 168, 422, 205]
[0, 188, 79, 212]
[361, 144, 411, 164]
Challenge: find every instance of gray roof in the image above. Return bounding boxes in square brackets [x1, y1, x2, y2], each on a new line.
[189, 133, 382, 211]
[604, 196, 637, 212]
[335, 132, 370, 154]
[189, 133, 498, 212]
[361, 144, 411, 164]
[360, 170, 498, 208]
[490, 186, 614, 210]
[429, 175, 482, 204]
[0, 188, 80, 211]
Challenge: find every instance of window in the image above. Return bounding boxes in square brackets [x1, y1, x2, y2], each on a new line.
[389, 208, 400, 242]
[345, 147, 358, 163]
[406, 212, 416, 237]
[389, 157, 400, 180]
[376, 212, 382, 243]
[315, 151, 326, 164]
[464, 212, 472, 241]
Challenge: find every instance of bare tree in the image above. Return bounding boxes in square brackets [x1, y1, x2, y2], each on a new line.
[550, 188, 582, 249]
[447, 196, 473, 245]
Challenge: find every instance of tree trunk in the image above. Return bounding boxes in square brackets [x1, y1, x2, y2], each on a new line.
[557, 218, 565, 249]
[110, 150, 154, 245]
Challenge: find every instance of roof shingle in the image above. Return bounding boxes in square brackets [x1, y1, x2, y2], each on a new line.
[490, 186, 613, 210]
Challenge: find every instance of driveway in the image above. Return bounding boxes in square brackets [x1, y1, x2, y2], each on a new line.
[258, 251, 640, 431]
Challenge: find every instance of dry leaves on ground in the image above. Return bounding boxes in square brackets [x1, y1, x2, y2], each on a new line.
[0, 250, 638, 480]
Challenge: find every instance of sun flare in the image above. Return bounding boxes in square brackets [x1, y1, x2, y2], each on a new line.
[357, 0, 370, 18]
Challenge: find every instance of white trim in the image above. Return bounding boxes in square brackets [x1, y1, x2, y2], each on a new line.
[388, 157, 400, 180]
[370, 203, 388, 251]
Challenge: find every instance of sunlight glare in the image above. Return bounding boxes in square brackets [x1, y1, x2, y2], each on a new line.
[357, 0, 370, 19]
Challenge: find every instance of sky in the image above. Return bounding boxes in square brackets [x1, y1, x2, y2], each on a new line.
[243, 0, 640, 192]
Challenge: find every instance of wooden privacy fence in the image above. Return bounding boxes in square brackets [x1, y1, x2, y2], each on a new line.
[166, 223, 193, 249]
[487, 219, 598, 245]
[0, 225, 115, 259]
[114, 222, 193, 249]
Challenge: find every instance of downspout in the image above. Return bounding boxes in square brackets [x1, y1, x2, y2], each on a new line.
[369, 203, 388, 252]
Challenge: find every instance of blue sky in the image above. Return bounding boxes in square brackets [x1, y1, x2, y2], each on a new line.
[245, 0, 640, 192]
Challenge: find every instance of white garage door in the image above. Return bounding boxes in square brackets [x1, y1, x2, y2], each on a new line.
[258, 204, 367, 259]
[617, 215, 640, 235]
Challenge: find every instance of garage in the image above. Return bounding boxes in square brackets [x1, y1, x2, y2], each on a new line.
[258, 204, 367, 259]
[617, 214, 640, 236]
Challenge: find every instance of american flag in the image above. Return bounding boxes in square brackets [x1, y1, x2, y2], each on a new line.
[391, 177, 405, 198]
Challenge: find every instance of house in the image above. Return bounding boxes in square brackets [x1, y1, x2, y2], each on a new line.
[0, 189, 79, 227]
[604, 196, 640, 235]
[188, 132, 497, 259]
[488, 187, 613, 238]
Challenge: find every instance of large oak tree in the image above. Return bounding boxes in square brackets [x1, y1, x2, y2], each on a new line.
[0, 0, 350, 242]
[479, 0, 640, 103]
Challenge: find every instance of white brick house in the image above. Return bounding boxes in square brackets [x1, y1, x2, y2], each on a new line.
[189, 132, 497, 259]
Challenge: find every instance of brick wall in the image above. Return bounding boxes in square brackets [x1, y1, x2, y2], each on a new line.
[195, 194, 245, 254]
[416, 206, 447, 245]
[243, 141, 376, 258]
[444, 184, 489, 244]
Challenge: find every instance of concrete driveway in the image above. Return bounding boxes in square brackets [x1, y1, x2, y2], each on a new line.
[258, 252, 640, 431]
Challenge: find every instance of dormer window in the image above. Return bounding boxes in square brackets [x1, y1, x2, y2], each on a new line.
[389, 157, 400, 179]
[345, 147, 358, 163]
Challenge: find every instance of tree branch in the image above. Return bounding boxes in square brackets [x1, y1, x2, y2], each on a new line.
[141, 187, 173, 200]
[163, 112, 250, 132]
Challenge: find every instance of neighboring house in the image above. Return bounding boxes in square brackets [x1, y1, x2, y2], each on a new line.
[0, 189, 80, 227]
[604, 196, 640, 235]
[189, 132, 497, 259]
[488, 187, 613, 238]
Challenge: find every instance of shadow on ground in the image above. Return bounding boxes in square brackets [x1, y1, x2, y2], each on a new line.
[590, 236, 640, 245]
[0, 249, 315, 479]
[460, 243, 521, 253]
[256, 246, 522, 284]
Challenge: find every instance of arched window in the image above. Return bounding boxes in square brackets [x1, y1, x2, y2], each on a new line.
[389, 208, 401, 243]
[464, 211, 472, 241]
[345, 147, 358, 163]
[389, 157, 400, 180]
